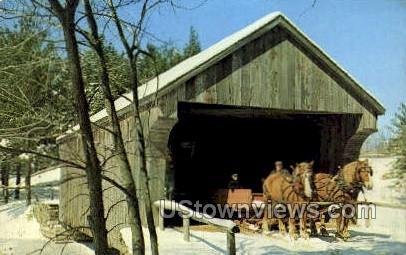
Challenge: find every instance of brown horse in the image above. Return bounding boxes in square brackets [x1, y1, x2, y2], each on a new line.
[262, 161, 314, 239]
[312, 159, 373, 239]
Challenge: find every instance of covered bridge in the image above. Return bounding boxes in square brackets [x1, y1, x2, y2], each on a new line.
[57, 12, 384, 247]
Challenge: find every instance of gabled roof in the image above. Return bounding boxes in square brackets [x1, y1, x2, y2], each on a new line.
[70, 11, 385, 133]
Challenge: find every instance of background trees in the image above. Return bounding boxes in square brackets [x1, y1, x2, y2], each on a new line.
[384, 103, 406, 186]
[0, 16, 72, 206]
[0, 1, 202, 254]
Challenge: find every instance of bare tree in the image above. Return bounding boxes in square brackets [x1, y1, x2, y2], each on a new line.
[14, 161, 21, 200]
[45, 0, 110, 253]
[26, 159, 32, 205]
[106, 1, 162, 253]
[80, 1, 146, 254]
[0, 160, 10, 204]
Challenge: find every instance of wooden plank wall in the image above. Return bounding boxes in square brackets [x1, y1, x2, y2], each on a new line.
[58, 25, 379, 251]
[158, 28, 377, 131]
[59, 108, 166, 249]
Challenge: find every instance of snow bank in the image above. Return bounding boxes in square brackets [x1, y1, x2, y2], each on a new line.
[0, 202, 42, 240]
[363, 157, 405, 205]
[8, 167, 61, 188]
[30, 168, 61, 186]
[0, 201, 93, 255]
[1, 157, 404, 254]
[118, 157, 405, 255]
[119, 225, 405, 255]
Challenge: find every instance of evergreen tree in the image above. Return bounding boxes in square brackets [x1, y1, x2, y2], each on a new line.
[0, 17, 71, 169]
[82, 45, 129, 113]
[391, 103, 406, 180]
[82, 27, 202, 113]
[183, 26, 201, 58]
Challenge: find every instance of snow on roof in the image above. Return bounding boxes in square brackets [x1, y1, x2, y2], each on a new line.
[61, 11, 384, 138]
[90, 12, 282, 123]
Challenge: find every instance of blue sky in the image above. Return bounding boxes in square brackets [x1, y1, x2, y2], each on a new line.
[142, 0, 406, 128]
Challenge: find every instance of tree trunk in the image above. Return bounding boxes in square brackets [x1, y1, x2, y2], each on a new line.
[48, 1, 110, 253]
[25, 159, 32, 206]
[129, 58, 159, 255]
[107, 1, 159, 253]
[1, 164, 9, 204]
[83, 1, 145, 254]
[14, 162, 21, 200]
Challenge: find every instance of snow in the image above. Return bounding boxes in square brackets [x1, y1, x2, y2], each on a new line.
[0, 139, 10, 147]
[1, 157, 404, 254]
[119, 223, 406, 255]
[0, 201, 93, 255]
[8, 167, 61, 188]
[30, 167, 61, 186]
[57, 11, 383, 140]
[362, 157, 405, 205]
[120, 157, 405, 255]
[153, 200, 237, 230]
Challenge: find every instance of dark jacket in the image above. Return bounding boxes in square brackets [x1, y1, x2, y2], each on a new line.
[228, 180, 241, 189]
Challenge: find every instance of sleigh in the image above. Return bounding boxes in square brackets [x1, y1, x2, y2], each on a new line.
[213, 189, 267, 231]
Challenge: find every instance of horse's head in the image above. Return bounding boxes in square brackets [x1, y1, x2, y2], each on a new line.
[355, 159, 373, 190]
[293, 161, 314, 198]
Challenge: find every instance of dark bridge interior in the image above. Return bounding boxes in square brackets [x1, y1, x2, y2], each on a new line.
[168, 102, 345, 203]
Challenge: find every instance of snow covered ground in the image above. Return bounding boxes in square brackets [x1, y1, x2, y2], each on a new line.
[0, 201, 93, 255]
[0, 157, 405, 254]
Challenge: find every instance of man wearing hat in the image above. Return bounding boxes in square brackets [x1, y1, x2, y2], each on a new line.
[271, 161, 290, 176]
[228, 173, 241, 190]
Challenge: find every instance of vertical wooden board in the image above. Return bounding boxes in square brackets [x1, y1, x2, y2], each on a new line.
[140, 110, 151, 141]
[263, 29, 277, 108]
[158, 87, 174, 117]
[302, 52, 312, 111]
[258, 49, 269, 107]
[147, 156, 167, 203]
[126, 118, 131, 142]
[344, 87, 353, 114]
[185, 77, 196, 101]
[342, 88, 350, 113]
[204, 64, 218, 104]
[262, 48, 273, 108]
[249, 55, 260, 107]
[267, 45, 279, 108]
[349, 93, 362, 114]
[278, 40, 291, 109]
[254, 35, 267, 107]
[276, 41, 287, 109]
[298, 50, 306, 110]
[215, 60, 230, 105]
[231, 50, 242, 105]
[177, 82, 186, 101]
[241, 44, 252, 106]
[285, 41, 296, 109]
[222, 56, 233, 105]
[293, 47, 303, 110]
[326, 79, 336, 112]
[317, 72, 328, 111]
[193, 67, 213, 104]
[337, 85, 345, 112]
[310, 63, 321, 111]
[359, 108, 376, 130]
[119, 117, 127, 141]
[194, 68, 205, 97]
[354, 98, 363, 114]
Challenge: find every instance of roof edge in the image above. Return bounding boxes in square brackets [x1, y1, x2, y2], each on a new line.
[57, 11, 385, 142]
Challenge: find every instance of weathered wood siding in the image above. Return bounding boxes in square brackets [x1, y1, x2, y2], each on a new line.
[158, 28, 376, 129]
[58, 25, 379, 251]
